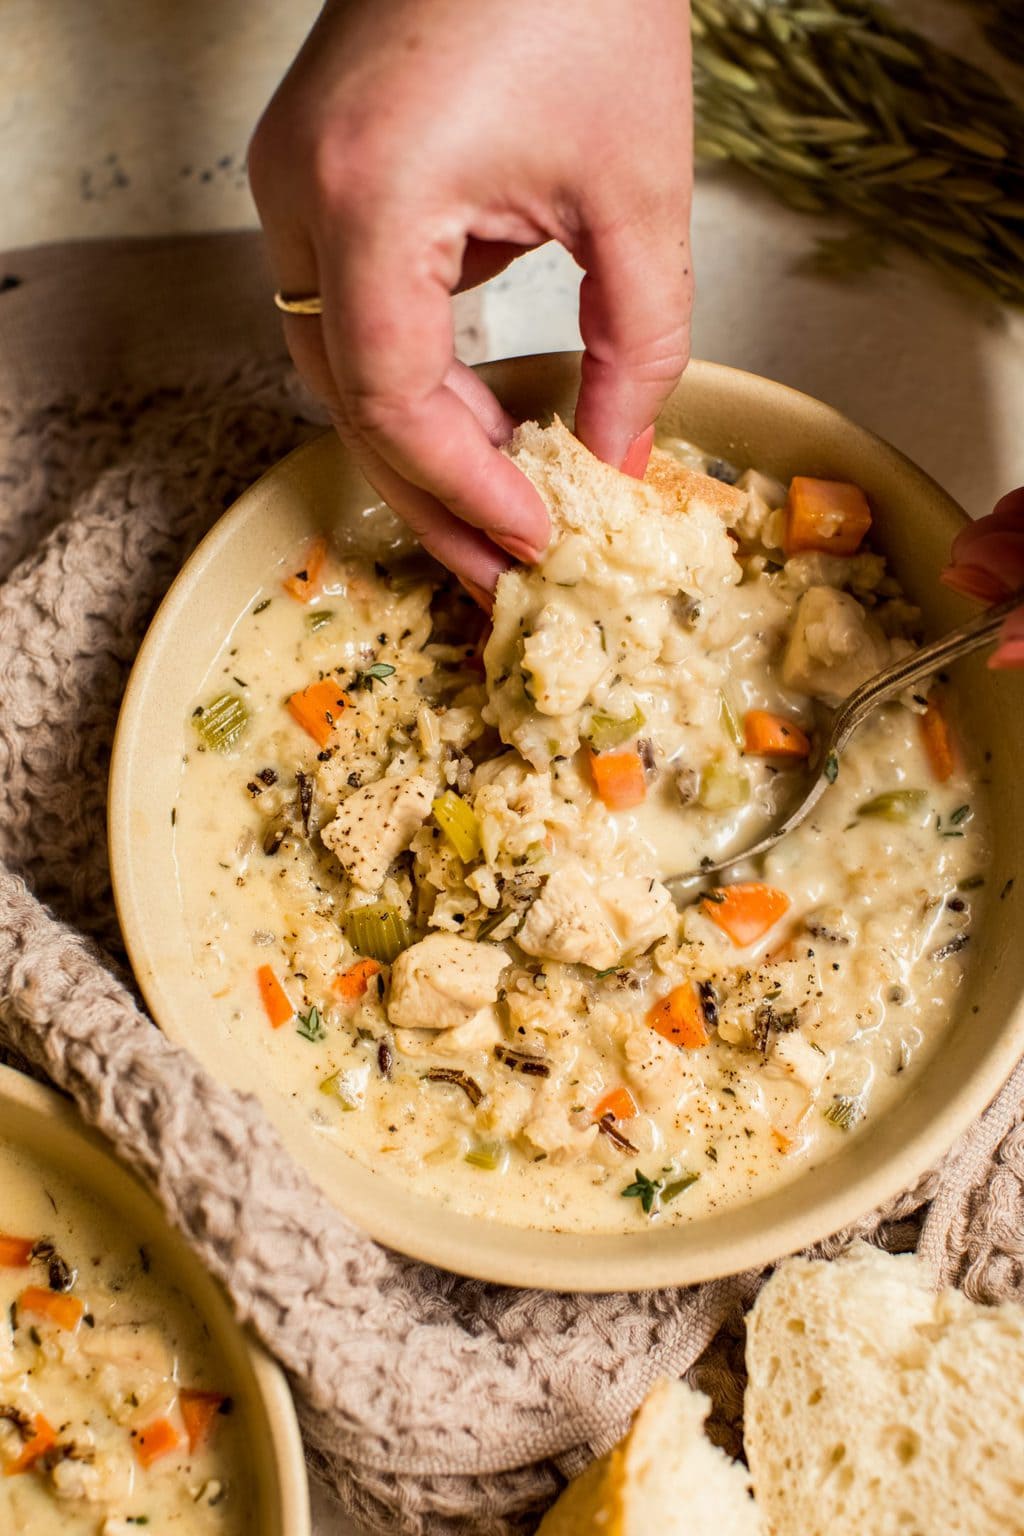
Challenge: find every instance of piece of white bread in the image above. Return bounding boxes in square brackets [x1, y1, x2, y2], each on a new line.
[536, 1378, 761, 1536]
[507, 416, 743, 539]
[745, 1242, 1024, 1536]
[507, 416, 664, 536]
[500, 417, 739, 598]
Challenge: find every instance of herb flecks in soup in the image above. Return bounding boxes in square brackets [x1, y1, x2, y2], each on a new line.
[175, 420, 986, 1232]
[0, 1142, 248, 1533]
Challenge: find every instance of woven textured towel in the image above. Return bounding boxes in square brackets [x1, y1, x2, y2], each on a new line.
[1, 234, 1023, 1535]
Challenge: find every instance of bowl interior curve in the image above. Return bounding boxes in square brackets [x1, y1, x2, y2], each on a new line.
[109, 354, 1024, 1291]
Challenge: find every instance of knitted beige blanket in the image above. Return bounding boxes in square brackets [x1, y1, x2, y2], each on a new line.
[1, 234, 1022, 1535]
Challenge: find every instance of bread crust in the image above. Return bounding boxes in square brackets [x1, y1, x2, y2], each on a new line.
[644, 446, 747, 522]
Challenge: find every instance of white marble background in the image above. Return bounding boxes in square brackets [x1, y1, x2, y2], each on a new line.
[2, 2, 1022, 1531]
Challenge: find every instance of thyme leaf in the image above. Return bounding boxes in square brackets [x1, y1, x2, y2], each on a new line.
[621, 1169, 662, 1215]
[354, 662, 397, 691]
[296, 1005, 326, 1043]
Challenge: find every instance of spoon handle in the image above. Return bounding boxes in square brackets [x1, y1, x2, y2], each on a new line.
[829, 593, 1021, 755]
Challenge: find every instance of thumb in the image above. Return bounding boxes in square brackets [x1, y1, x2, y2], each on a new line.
[573, 214, 693, 470]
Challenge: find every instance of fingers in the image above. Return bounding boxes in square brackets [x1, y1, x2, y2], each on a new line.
[344, 436, 511, 606]
[257, 275, 512, 599]
[942, 488, 1024, 600]
[620, 425, 655, 480]
[941, 486, 1024, 668]
[573, 204, 693, 470]
[314, 222, 550, 562]
[442, 358, 519, 446]
[989, 607, 1024, 669]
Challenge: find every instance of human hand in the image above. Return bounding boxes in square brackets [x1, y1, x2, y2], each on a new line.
[249, 0, 693, 600]
[942, 488, 1024, 668]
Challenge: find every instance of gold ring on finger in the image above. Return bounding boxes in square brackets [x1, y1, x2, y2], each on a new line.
[273, 291, 323, 316]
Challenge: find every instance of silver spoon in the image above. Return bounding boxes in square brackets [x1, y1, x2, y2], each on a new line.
[669, 593, 1020, 890]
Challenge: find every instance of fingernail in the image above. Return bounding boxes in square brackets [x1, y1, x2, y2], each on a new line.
[620, 425, 656, 480]
[940, 563, 1011, 604]
[988, 639, 1024, 670]
[497, 535, 542, 565]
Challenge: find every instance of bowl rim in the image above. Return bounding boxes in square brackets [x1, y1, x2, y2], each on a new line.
[0, 1063, 310, 1534]
[108, 353, 1024, 1291]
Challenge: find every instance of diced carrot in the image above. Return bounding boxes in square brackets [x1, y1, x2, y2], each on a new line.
[784, 476, 872, 558]
[919, 694, 955, 782]
[743, 709, 811, 759]
[593, 1087, 638, 1123]
[3, 1413, 56, 1476]
[646, 982, 708, 1050]
[283, 537, 327, 601]
[333, 958, 382, 1003]
[179, 1389, 227, 1452]
[0, 1236, 34, 1267]
[18, 1285, 84, 1332]
[588, 749, 647, 810]
[134, 1416, 181, 1468]
[702, 884, 791, 948]
[256, 965, 293, 1029]
[286, 678, 349, 748]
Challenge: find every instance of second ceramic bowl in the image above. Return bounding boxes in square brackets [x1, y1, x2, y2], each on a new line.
[0, 1065, 310, 1534]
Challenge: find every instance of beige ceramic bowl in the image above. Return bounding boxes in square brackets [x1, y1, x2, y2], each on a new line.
[110, 354, 1024, 1291]
[0, 1065, 310, 1534]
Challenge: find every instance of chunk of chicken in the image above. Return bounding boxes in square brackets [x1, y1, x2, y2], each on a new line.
[387, 934, 509, 1032]
[522, 1105, 599, 1161]
[517, 865, 675, 970]
[517, 867, 620, 970]
[782, 585, 890, 704]
[598, 876, 676, 956]
[322, 774, 433, 892]
[52, 1446, 133, 1504]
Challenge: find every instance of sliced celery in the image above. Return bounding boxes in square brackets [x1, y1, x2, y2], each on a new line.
[464, 1141, 508, 1172]
[856, 789, 928, 822]
[584, 703, 646, 753]
[823, 1093, 865, 1131]
[344, 902, 413, 964]
[192, 692, 248, 752]
[698, 760, 751, 811]
[319, 1071, 359, 1110]
[718, 691, 744, 751]
[432, 791, 482, 863]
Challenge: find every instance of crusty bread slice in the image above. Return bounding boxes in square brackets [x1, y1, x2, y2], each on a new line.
[645, 444, 747, 523]
[502, 418, 739, 598]
[507, 416, 667, 538]
[536, 1378, 761, 1536]
[506, 417, 744, 535]
[745, 1242, 1024, 1536]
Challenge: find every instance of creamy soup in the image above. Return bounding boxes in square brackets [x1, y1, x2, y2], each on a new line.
[0, 1140, 249, 1534]
[173, 422, 988, 1233]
